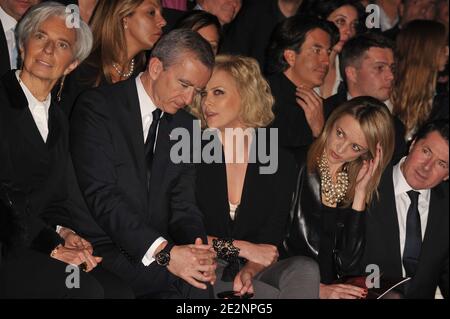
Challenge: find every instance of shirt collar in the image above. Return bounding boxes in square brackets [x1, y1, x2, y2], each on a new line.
[0, 6, 17, 31]
[15, 70, 51, 114]
[136, 72, 158, 118]
[393, 156, 430, 197]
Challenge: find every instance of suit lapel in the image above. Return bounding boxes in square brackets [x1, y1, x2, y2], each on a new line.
[0, 20, 11, 75]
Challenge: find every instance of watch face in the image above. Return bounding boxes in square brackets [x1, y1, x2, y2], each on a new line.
[156, 252, 170, 266]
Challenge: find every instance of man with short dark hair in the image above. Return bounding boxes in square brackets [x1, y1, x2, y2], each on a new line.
[266, 15, 339, 148]
[70, 29, 217, 298]
[324, 32, 406, 162]
[362, 119, 449, 299]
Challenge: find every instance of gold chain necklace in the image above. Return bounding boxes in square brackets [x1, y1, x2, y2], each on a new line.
[317, 150, 349, 205]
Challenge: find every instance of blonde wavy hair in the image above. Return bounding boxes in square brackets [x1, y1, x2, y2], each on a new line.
[307, 97, 395, 207]
[190, 55, 275, 129]
[392, 20, 447, 137]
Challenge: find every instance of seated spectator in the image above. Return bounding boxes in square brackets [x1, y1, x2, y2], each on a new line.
[362, 120, 449, 299]
[266, 15, 339, 148]
[281, 97, 395, 299]
[0, 2, 133, 298]
[191, 55, 320, 299]
[194, 0, 241, 26]
[325, 32, 407, 162]
[308, 0, 364, 98]
[60, 0, 166, 117]
[392, 20, 449, 141]
[175, 10, 221, 54]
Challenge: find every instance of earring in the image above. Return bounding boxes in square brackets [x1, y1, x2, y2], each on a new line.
[57, 75, 66, 103]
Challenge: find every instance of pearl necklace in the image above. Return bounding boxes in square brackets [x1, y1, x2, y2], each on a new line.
[112, 58, 135, 79]
[317, 150, 349, 205]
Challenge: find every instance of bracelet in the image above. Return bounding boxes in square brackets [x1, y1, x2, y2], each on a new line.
[212, 238, 240, 262]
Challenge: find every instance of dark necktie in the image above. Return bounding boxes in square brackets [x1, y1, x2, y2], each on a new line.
[144, 108, 162, 190]
[403, 190, 422, 278]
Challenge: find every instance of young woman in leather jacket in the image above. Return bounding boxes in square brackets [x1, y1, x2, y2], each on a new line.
[281, 96, 396, 299]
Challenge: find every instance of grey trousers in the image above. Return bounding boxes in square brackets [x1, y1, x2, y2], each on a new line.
[213, 256, 320, 299]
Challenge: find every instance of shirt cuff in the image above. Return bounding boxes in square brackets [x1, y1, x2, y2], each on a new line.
[142, 237, 166, 266]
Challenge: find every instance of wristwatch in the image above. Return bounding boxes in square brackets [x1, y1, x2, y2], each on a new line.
[155, 243, 174, 267]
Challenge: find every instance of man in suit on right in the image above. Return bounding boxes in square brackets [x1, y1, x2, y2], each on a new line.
[362, 119, 449, 299]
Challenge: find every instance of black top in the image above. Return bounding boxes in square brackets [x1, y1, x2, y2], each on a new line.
[196, 130, 298, 246]
[269, 72, 334, 149]
[281, 150, 365, 284]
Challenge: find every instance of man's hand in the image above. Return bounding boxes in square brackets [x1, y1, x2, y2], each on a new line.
[61, 229, 93, 254]
[167, 238, 217, 289]
[296, 86, 325, 138]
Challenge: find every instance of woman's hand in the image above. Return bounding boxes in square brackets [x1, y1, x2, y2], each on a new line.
[319, 283, 367, 299]
[236, 241, 279, 267]
[50, 245, 102, 272]
[353, 143, 383, 211]
[233, 269, 254, 296]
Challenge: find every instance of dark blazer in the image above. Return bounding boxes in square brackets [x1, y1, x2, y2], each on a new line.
[0, 71, 69, 254]
[281, 150, 365, 284]
[361, 164, 449, 299]
[268, 72, 334, 149]
[0, 20, 11, 77]
[196, 130, 298, 246]
[324, 89, 407, 164]
[70, 77, 207, 264]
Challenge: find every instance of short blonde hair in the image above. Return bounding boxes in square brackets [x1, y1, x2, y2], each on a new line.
[191, 55, 275, 128]
[307, 96, 395, 207]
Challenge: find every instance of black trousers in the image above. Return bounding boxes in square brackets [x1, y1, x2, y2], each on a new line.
[0, 247, 134, 299]
[95, 244, 213, 299]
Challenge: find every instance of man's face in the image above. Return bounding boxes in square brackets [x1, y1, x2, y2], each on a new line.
[201, 0, 242, 25]
[0, 0, 40, 21]
[149, 54, 212, 114]
[401, 0, 437, 24]
[347, 47, 395, 101]
[285, 28, 331, 89]
[402, 131, 449, 190]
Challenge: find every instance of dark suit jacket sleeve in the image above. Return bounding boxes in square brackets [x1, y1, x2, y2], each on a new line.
[70, 89, 164, 260]
[440, 256, 449, 299]
[168, 161, 207, 245]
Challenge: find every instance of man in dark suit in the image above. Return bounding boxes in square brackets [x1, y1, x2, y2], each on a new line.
[0, 0, 41, 76]
[324, 32, 406, 163]
[70, 29, 217, 298]
[362, 120, 449, 299]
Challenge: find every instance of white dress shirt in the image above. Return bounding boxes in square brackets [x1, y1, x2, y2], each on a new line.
[136, 73, 167, 266]
[393, 157, 431, 277]
[16, 71, 50, 142]
[0, 6, 18, 69]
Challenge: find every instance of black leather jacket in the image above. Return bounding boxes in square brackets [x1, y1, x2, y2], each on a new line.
[281, 160, 365, 282]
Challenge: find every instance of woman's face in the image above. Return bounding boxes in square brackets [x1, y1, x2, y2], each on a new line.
[325, 114, 369, 166]
[201, 69, 243, 131]
[327, 5, 359, 53]
[197, 24, 220, 55]
[124, 0, 166, 52]
[21, 16, 78, 83]
[437, 44, 449, 72]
